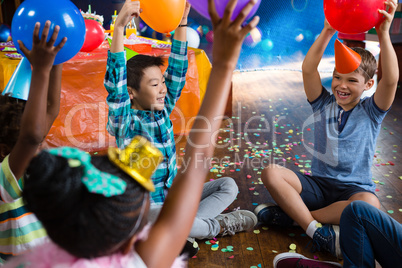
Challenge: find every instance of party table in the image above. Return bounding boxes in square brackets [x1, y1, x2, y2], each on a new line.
[0, 40, 212, 152]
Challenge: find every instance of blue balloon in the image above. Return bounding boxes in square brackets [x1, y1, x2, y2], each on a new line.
[11, 0, 85, 65]
[0, 24, 11, 42]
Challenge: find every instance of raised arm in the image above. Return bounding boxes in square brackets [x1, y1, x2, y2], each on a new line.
[44, 64, 63, 136]
[136, 0, 260, 267]
[8, 21, 66, 179]
[302, 20, 336, 102]
[110, 0, 141, 53]
[374, 0, 399, 111]
[172, 1, 191, 42]
[164, 3, 191, 113]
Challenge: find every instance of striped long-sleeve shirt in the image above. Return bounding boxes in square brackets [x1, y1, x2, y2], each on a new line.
[0, 156, 48, 264]
[104, 39, 188, 205]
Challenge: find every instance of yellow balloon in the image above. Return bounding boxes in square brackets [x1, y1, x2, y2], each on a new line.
[140, 0, 186, 33]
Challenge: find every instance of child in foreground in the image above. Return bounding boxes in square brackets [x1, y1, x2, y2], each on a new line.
[0, 21, 66, 263]
[255, 0, 399, 259]
[4, 0, 260, 267]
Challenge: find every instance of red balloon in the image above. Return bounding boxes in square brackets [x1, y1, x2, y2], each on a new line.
[80, 19, 105, 52]
[324, 0, 385, 34]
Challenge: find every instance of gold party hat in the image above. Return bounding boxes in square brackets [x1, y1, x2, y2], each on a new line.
[108, 136, 163, 192]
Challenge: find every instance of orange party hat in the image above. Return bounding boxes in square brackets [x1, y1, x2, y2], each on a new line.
[334, 39, 362, 74]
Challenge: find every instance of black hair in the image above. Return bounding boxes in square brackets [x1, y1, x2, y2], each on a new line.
[351, 47, 377, 82]
[126, 54, 164, 91]
[0, 94, 26, 158]
[23, 151, 148, 258]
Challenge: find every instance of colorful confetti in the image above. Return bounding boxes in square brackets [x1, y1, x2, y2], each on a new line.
[211, 244, 219, 251]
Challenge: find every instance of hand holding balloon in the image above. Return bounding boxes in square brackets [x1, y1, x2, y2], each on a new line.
[18, 21, 67, 70]
[180, 1, 192, 25]
[376, 0, 398, 35]
[323, 19, 336, 34]
[174, 1, 191, 42]
[324, 0, 386, 34]
[114, 0, 141, 30]
[210, 0, 260, 68]
[11, 0, 85, 64]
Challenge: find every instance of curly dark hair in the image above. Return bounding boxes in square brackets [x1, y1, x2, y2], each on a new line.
[0, 94, 26, 159]
[23, 151, 148, 258]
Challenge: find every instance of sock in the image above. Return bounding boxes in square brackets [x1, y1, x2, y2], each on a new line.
[306, 220, 320, 239]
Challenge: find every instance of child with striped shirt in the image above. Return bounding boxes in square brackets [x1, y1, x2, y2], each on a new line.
[3, 1, 261, 266]
[0, 21, 66, 263]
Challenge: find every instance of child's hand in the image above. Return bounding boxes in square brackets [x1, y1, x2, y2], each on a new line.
[376, 0, 398, 34]
[209, 0, 260, 68]
[324, 19, 336, 33]
[181, 1, 192, 24]
[115, 0, 141, 29]
[18, 21, 66, 72]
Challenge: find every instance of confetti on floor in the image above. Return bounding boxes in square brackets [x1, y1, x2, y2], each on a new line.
[211, 244, 219, 251]
[289, 243, 297, 250]
[186, 92, 401, 267]
[221, 246, 234, 252]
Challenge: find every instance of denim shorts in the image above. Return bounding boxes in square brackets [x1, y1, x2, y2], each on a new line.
[295, 172, 375, 211]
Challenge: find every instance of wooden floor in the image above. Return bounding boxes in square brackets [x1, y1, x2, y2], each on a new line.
[174, 69, 402, 268]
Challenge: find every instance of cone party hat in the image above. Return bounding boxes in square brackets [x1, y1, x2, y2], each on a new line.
[1, 57, 32, 100]
[334, 39, 362, 74]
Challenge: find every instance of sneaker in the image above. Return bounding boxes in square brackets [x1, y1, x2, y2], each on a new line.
[274, 252, 342, 268]
[180, 237, 199, 259]
[254, 203, 294, 227]
[312, 224, 342, 259]
[216, 210, 258, 236]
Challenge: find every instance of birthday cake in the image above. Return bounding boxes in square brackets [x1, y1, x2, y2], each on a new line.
[81, 11, 104, 25]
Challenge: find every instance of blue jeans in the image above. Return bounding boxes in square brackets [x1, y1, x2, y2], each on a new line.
[340, 201, 402, 267]
[147, 177, 238, 239]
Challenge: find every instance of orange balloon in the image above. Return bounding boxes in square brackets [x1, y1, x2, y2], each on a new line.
[139, 0, 185, 33]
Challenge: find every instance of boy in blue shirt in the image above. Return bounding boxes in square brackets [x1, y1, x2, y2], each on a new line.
[104, 0, 257, 251]
[255, 0, 399, 258]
